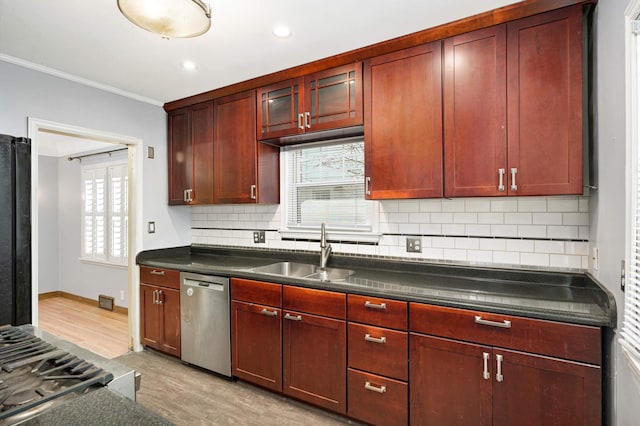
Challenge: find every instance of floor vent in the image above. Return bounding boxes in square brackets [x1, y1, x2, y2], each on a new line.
[98, 294, 115, 311]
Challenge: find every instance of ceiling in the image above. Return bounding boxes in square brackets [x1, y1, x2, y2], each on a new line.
[0, 0, 520, 107]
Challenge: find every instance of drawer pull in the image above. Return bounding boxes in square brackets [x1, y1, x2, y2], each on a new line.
[284, 313, 302, 321]
[364, 381, 387, 394]
[496, 354, 504, 382]
[364, 334, 386, 344]
[261, 308, 278, 317]
[364, 301, 387, 310]
[150, 270, 165, 276]
[482, 352, 490, 380]
[474, 316, 511, 329]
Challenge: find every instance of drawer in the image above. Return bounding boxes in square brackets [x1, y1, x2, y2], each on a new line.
[231, 278, 282, 307]
[410, 303, 601, 365]
[348, 323, 408, 381]
[348, 294, 407, 330]
[140, 266, 180, 290]
[283, 286, 345, 319]
[347, 368, 407, 426]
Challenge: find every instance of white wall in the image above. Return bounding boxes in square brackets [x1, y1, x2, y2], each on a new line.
[0, 59, 191, 253]
[37, 155, 59, 294]
[591, 0, 640, 424]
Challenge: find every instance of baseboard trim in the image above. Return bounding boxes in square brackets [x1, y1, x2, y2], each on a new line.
[39, 291, 128, 315]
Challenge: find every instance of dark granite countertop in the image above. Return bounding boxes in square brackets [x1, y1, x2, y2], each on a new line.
[137, 246, 616, 328]
[22, 388, 172, 425]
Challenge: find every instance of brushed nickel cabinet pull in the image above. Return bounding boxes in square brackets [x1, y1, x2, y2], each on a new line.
[496, 354, 504, 382]
[364, 334, 387, 344]
[261, 308, 278, 317]
[150, 270, 165, 276]
[364, 301, 386, 310]
[298, 113, 305, 130]
[284, 313, 302, 321]
[365, 176, 371, 195]
[474, 316, 511, 329]
[305, 111, 311, 129]
[250, 185, 257, 200]
[157, 290, 163, 305]
[365, 381, 387, 394]
[482, 352, 490, 380]
[498, 168, 505, 191]
[510, 168, 518, 191]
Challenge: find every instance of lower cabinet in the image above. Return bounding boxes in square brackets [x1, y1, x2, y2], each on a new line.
[409, 303, 602, 426]
[229, 280, 603, 425]
[139, 267, 181, 357]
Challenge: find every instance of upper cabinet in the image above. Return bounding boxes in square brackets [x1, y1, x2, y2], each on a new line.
[257, 63, 363, 141]
[444, 5, 583, 197]
[168, 101, 214, 205]
[364, 42, 443, 200]
[214, 90, 279, 204]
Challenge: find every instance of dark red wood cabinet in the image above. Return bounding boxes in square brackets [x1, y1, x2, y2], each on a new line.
[409, 303, 601, 426]
[139, 267, 181, 357]
[214, 90, 279, 204]
[230, 279, 282, 392]
[168, 101, 214, 205]
[364, 42, 443, 199]
[257, 63, 363, 141]
[444, 5, 583, 197]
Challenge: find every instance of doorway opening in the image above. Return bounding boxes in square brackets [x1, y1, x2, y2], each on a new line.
[28, 118, 143, 357]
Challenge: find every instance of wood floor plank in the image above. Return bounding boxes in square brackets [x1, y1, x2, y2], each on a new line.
[39, 296, 129, 359]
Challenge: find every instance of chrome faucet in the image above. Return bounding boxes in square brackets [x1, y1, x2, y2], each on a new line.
[319, 223, 332, 269]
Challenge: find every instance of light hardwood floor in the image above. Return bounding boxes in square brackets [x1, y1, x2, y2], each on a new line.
[38, 296, 129, 359]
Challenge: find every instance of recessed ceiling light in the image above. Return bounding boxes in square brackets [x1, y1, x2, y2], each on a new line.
[272, 25, 292, 38]
[182, 61, 197, 70]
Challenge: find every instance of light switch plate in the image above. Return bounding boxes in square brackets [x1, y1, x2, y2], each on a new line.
[148, 221, 156, 233]
[147, 146, 155, 159]
[406, 237, 421, 253]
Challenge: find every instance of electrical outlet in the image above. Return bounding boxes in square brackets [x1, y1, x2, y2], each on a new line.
[406, 237, 422, 253]
[253, 231, 266, 243]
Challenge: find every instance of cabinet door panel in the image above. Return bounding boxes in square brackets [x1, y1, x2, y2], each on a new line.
[507, 6, 583, 195]
[168, 109, 191, 205]
[283, 311, 346, 414]
[140, 284, 162, 349]
[493, 348, 601, 426]
[307, 63, 362, 130]
[444, 26, 507, 197]
[257, 79, 303, 140]
[190, 102, 214, 204]
[160, 287, 181, 358]
[410, 333, 492, 426]
[214, 90, 257, 203]
[365, 42, 443, 199]
[231, 301, 282, 392]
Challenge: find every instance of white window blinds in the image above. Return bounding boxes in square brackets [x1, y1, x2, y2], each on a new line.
[81, 159, 128, 266]
[623, 18, 640, 360]
[283, 138, 371, 232]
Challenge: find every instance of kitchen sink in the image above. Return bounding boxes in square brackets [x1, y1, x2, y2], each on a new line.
[251, 262, 354, 282]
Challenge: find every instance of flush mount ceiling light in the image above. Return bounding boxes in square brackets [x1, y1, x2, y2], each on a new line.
[117, 0, 212, 38]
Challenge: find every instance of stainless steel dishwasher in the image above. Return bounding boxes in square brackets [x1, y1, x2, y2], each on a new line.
[180, 272, 231, 377]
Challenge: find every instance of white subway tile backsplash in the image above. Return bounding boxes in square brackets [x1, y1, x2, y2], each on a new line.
[517, 225, 547, 239]
[491, 199, 518, 212]
[478, 212, 504, 224]
[454, 212, 478, 224]
[431, 213, 454, 224]
[504, 213, 532, 225]
[419, 199, 442, 212]
[442, 199, 466, 212]
[548, 198, 579, 212]
[191, 194, 589, 272]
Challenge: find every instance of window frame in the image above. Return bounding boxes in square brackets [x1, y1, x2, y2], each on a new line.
[279, 137, 380, 243]
[80, 154, 128, 267]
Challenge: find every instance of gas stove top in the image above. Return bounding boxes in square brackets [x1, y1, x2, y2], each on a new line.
[0, 325, 113, 424]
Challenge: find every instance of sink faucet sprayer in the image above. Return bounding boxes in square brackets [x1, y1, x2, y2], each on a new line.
[320, 223, 332, 269]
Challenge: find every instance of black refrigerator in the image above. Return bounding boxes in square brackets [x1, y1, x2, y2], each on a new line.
[0, 134, 31, 325]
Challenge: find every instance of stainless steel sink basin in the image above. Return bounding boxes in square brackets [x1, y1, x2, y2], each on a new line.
[252, 262, 354, 282]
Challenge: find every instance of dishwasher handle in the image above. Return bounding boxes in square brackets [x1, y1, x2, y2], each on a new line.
[183, 278, 226, 292]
